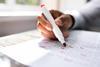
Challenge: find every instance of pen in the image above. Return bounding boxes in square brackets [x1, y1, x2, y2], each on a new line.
[41, 4, 66, 47]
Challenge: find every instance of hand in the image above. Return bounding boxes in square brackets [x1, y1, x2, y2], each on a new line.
[37, 10, 73, 40]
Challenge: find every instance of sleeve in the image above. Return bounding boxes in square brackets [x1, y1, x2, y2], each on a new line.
[65, 0, 100, 30]
[64, 10, 86, 29]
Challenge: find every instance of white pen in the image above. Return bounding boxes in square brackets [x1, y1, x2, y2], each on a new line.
[41, 4, 66, 47]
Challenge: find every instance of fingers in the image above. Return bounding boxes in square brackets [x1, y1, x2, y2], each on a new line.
[55, 18, 64, 27]
[41, 31, 56, 40]
[62, 31, 69, 38]
[37, 21, 69, 39]
[37, 10, 71, 40]
[37, 22, 50, 34]
[38, 16, 47, 26]
[38, 16, 52, 31]
[49, 10, 63, 19]
[55, 14, 73, 30]
[41, 10, 65, 28]
[42, 10, 63, 20]
[37, 22, 56, 39]
[55, 15, 67, 27]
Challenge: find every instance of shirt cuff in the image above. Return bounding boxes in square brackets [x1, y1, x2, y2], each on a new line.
[64, 10, 85, 29]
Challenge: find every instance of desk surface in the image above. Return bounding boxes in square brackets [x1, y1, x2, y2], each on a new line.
[0, 30, 100, 67]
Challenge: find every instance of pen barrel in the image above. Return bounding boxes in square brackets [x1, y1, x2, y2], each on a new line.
[41, 7, 56, 26]
[52, 24, 65, 44]
[41, 6, 65, 44]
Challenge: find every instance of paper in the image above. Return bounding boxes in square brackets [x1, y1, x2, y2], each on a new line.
[0, 30, 100, 67]
[37, 30, 100, 67]
[0, 39, 50, 65]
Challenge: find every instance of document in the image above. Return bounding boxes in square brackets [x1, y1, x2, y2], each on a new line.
[0, 30, 100, 67]
[0, 39, 50, 66]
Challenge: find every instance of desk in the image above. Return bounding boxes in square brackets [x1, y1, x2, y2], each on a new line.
[0, 30, 100, 67]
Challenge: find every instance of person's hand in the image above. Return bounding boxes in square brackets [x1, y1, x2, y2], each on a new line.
[37, 10, 74, 40]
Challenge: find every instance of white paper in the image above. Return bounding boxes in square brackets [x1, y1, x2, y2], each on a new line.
[0, 39, 50, 65]
[0, 30, 100, 67]
[36, 30, 100, 67]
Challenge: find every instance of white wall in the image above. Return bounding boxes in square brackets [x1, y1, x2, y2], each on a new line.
[41, 0, 86, 11]
[59, 0, 86, 12]
[41, 0, 58, 10]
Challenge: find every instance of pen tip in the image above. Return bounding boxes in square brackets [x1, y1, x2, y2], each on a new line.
[63, 43, 66, 47]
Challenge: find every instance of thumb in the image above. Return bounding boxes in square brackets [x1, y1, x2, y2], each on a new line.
[55, 14, 73, 30]
[55, 15, 65, 27]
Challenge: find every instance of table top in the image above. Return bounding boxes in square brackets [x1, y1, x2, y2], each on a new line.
[0, 30, 100, 67]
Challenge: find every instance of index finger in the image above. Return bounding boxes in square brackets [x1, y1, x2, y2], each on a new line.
[38, 16, 52, 31]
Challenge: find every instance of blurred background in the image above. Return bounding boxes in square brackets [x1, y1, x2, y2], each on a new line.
[0, 0, 87, 37]
[0, 0, 87, 10]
